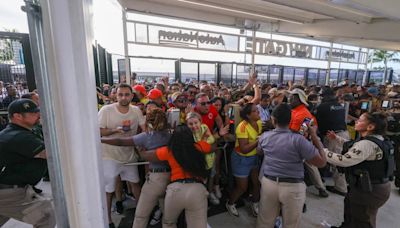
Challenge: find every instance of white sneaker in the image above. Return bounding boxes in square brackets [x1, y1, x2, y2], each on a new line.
[209, 192, 220, 205]
[207, 223, 212, 228]
[251, 202, 259, 217]
[149, 208, 162, 226]
[214, 185, 222, 199]
[225, 202, 239, 217]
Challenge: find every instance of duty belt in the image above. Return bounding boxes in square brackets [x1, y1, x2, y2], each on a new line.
[149, 167, 171, 173]
[264, 174, 304, 183]
[170, 178, 205, 188]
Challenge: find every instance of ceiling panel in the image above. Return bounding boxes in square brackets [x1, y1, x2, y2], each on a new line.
[119, 0, 400, 50]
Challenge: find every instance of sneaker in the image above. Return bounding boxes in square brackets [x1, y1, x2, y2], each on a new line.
[225, 202, 239, 217]
[32, 186, 43, 194]
[115, 201, 124, 214]
[318, 188, 329, 198]
[207, 223, 212, 228]
[326, 186, 346, 197]
[274, 216, 282, 228]
[214, 185, 222, 199]
[302, 203, 307, 213]
[251, 202, 259, 217]
[149, 208, 162, 226]
[209, 192, 220, 205]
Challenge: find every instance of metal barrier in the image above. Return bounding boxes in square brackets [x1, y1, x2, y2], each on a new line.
[0, 31, 35, 91]
[0, 109, 8, 131]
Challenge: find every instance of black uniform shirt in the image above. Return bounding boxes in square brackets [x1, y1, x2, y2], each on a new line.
[316, 98, 347, 136]
[0, 123, 46, 185]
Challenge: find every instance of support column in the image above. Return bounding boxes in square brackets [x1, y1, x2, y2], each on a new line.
[122, 9, 131, 84]
[326, 42, 333, 85]
[30, 0, 107, 227]
[251, 27, 256, 74]
[364, 48, 370, 86]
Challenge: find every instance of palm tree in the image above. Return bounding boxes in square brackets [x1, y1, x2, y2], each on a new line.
[0, 28, 19, 63]
[370, 50, 400, 83]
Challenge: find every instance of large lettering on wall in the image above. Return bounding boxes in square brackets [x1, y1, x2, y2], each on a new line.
[126, 19, 367, 64]
[246, 37, 313, 58]
[159, 30, 225, 47]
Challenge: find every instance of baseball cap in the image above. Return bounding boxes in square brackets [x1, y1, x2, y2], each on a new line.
[320, 87, 335, 97]
[342, 93, 355, 102]
[133, 85, 147, 97]
[8, 99, 40, 116]
[289, 88, 308, 106]
[148, 89, 163, 100]
[171, 92, 185, 103]
[367, 87, 379, 96]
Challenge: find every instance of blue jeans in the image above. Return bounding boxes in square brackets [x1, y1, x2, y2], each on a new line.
[231, 151, 259, 178]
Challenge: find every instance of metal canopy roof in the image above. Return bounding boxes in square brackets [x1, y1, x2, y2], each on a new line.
[118, 0, 400, 51]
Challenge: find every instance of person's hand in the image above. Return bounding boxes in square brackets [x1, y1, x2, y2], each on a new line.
[219, 124, 230, 136]
[288, 80, 293, 88]
[185, 103, 194, 114]
[202, 131, 211, 141]
[243, 95, 253, 102]
[308, 125, 318, 137]
[161, 76, 169, 85]
[114, 127, 125, 134]
[326, 130, 337, 140]
[138, 148, 146, 158]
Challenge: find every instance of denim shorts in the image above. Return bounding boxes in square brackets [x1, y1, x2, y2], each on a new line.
[231, 151, 259, 178]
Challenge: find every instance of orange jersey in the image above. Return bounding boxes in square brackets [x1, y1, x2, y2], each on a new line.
[289, 104, 318, 132]
[155, 141, 211, 181]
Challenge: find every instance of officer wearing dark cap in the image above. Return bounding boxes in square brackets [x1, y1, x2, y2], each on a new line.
[0, 99, 55, 227]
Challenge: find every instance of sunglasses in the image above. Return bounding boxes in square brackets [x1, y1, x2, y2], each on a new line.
[175, 99, 187, 103]
[117, 93, 131, 97]
[199, 101, 211, 106]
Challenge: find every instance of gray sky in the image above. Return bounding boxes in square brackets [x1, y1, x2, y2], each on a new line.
[0, 0, 28, 33]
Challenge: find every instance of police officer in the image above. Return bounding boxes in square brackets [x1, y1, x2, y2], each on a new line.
[0, 99, 55, 228]
[325, 112, 392, 228]
[315, 86, 350, 196]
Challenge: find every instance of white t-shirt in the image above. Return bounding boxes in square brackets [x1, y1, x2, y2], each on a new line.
[98, 103, 145, 163]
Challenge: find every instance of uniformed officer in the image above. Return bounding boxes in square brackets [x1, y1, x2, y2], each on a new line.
[0, 99, 56, 228]
[325, 112, 392, 228]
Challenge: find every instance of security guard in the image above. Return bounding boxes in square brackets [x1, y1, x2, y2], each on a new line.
[0, 99, 56, 228]
[325, 112, 393, 228]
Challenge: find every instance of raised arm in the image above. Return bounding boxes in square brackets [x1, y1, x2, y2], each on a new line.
[101, 136, 135, 146]
[100, 127, 123, 137]
[306, 126, 327, 168]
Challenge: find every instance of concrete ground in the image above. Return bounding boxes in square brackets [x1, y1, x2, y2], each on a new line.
[2, 179, 400, 228]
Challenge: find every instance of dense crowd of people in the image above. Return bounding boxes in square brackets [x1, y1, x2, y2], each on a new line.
[94, 74, 400, 228]
[1, 74, 400, 228]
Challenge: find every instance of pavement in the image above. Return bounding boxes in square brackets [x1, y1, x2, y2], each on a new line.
[2, 179, 400, 228]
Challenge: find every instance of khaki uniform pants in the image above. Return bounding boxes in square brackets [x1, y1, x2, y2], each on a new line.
[132, 172, 170, 228]
[323, 130, 350, 193]
[257, 177, 306, 228]
[0, 186, 55, 228]
[163, 182, 208, 228]
[304, 162, 325, 190]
